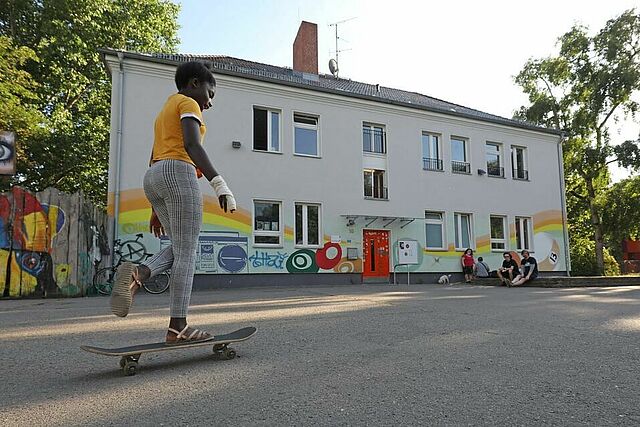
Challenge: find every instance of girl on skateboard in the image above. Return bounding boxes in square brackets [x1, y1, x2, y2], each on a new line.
[110, 60, 236, 344]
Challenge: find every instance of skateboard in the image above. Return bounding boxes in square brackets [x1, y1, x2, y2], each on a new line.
[81, 326, 256, 376]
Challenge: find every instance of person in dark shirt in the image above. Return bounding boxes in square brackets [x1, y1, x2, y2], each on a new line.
[497, 252, 519, 286]
[511, 250, 538, 287]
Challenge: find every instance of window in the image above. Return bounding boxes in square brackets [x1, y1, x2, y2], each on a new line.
[363, 169, 387, 199]
[294, 113, 319, 156]
[454, 213, 473, 250]
[511, 146, 528, 180]
[253, 107, 280, 152]
[363, 124, 386, 154]
[515, 216, 532, 251]
[486, 142, 504, 177]
[490, 215, 507, 250]
[253, 201, 282, 246]
[451, 137, 470, 174]
[425, 211, 445, 249]
[422, 133, 443, 171]
[295, 203, 321, 247]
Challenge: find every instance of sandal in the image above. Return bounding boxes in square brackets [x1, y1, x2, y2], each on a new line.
[166, 326, 212, 345]
[110, 262, 142, 317]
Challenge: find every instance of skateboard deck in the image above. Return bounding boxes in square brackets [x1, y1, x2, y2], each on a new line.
[81, 326, 256, 376]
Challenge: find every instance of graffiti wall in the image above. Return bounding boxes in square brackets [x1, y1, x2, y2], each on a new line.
[0, 187, 110, 298]
[111, 188, 565, 278]
[415, 210, 567, 273]
[112, 189, 364, 275]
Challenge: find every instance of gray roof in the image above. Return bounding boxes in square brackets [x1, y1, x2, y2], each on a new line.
[101, 49, 562, 136]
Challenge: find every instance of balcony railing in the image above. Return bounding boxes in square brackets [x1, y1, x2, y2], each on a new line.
[487, 165, 504, 177]
[451, 160, 471, 174]
[365, 186, 388, 200]
[423, 157, 443, 171]
[512, 168, 529, 180]
[362, 127, 386, 154]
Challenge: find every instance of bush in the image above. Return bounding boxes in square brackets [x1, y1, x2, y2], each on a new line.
[570, 237, 620, 276]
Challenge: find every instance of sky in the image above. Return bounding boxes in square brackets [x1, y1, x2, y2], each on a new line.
[177, 0, 639, 182]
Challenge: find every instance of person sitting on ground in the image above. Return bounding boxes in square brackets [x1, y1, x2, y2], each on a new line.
[461, 248, 475, 283]
[510, 250, 538, 287]
[497, 252, 519, 286]
[475, 256, 490, 278]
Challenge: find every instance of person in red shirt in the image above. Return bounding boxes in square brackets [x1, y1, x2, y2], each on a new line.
[461, 248, 475, 283]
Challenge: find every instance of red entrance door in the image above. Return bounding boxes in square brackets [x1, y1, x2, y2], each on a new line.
[363, 230, 390, 278]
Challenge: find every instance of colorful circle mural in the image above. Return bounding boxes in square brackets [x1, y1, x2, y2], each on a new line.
[286, 249, 319, 273]
[315, 242, 342, 270]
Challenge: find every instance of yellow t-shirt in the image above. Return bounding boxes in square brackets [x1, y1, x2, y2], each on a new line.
[152, 93, 206, 166]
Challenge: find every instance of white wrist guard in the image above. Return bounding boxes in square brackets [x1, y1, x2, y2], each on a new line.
[209, 175, 237, 212]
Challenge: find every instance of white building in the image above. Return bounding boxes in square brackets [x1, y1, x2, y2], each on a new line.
[101, 22, 569, 287]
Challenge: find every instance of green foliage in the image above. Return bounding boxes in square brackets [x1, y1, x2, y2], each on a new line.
[514, 9, 640, 275]
[0, 35, 44, 144]
[0, 0, 180, 205]
[570, 237, 621, 276]
[601, 176, 640, 260]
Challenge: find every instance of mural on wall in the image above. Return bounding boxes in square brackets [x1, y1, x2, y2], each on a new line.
[0, 187, 109, 298]
[160, 231, 250, 273]
[110, 189, 565, 276]
[249, 251, 287, 270]
[419, 210, 566, 272]
[112, 189, 364, 275]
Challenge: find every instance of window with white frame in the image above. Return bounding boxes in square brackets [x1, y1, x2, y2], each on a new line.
[295, 203, 321, 247]
[294, 113, 319, 156]
[490, 215, 507, 250]
[253, 107, 280, 152]
[425, 211, 445, 249]
[451, 137, 470, 174]
[253, 201, 282, 245]
[486, 142, 504, 177]
[422, 132, 443, 171]
[363, 124, 386, 154]
[511, 146, 528, 180]
[454, 212, 473, 250]
[515, 216, 532, 251]
[363, 169, 387, 199]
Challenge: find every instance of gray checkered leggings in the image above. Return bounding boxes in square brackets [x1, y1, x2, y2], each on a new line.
[141, 159, 202, 317]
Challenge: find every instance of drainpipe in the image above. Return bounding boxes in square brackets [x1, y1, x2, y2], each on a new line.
[112, 51, 125, 261]
[557, 133, 571, 276]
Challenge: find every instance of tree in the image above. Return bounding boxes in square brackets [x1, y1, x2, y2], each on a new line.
[601, 173, 640, 259]
[0, 0, 180, 204]
[514, 9, 640, 275]
[0, 35, 44, 157]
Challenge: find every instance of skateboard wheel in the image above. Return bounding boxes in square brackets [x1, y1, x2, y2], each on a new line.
[123, 361, 138, 376]
[119, 357, 127, 369]
[223, 348, 236, 360]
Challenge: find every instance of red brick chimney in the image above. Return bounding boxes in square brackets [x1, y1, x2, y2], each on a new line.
[293, 21, 318, 74]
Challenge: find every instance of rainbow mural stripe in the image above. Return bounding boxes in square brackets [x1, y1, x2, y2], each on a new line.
[110, 187, 565, 276]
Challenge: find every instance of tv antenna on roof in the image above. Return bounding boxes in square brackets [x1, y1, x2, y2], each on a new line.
[328, 17, 356, 78]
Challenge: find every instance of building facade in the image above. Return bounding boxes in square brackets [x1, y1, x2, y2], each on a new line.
[102, 23, 569, 286]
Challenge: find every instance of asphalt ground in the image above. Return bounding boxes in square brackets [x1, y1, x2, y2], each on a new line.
[0, 283, 639, 426]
